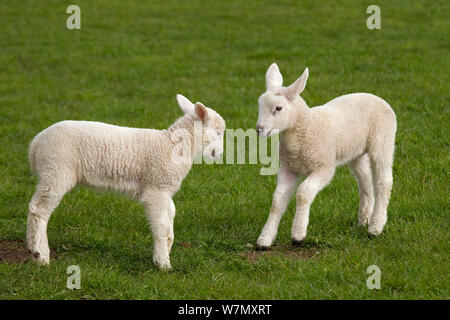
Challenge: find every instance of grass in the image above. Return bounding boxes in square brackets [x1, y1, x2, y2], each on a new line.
[0, 0, 448, 299]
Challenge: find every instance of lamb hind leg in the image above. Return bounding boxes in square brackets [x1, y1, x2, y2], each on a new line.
[368, 157, 393, 236]
[367, 133, 395, 236]
[349, 154, 375, 227]
[291, 167, 335, 244]
[27, 179, 72, 265]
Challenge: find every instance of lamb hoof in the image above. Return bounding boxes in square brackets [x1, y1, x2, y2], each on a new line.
[368, 225, 384, 237]
[153, 257, 171, 270]
[28, 250, 50, 265]
[292, 239, 304, 247]
[156, 262, 171, 271]
[159, 261, 172, 270]
[256, 236, 273, 250]
[36, 255, 50, 265]
[358, 220, 369, 227]
[255, 244, 270, 251]
[368, 231, 382, 238]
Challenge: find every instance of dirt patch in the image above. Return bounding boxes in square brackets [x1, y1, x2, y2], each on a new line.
[244, 244, 320, 263]
[0, 240, 59, 264]
[0, 240, 36, 264]
[178, 241, 192, 248]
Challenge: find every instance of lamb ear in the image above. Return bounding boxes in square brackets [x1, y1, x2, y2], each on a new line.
[176, 94, 195, 114]
[266, 63, 283, 89]
[285, 67, 309, 100]
[194, 102, 208, 121]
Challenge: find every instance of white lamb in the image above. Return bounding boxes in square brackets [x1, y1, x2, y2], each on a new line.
[256, 63, 396, 249]
[27, 94, 226, 269]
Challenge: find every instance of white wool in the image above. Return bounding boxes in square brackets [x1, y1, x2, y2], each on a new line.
[256, 63, 396, 249]
[27, 95, 225, 269]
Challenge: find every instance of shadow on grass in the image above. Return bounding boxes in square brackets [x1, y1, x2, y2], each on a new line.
[243, 240, 325, 264]
[48, 239, 198, 274]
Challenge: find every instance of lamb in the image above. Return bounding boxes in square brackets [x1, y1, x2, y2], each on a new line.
[255, 63, 396, 249]
[26, 94, 226, 269]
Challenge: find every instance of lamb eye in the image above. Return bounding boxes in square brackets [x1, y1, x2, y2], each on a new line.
[275, 106, 283, 112]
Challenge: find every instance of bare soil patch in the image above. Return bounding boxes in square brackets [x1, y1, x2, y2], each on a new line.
[0, 240, 36, 264]
[0, 240, 58, 264]
[178, 241, 192, 248]
[244, 244, 320, 263]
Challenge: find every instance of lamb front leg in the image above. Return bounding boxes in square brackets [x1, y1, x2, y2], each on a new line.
[256, 166, 299, 249]
[291, 167, 335, 244]
[141, 189, 172, 270]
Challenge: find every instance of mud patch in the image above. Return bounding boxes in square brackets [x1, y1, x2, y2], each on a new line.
[0, 240, 35, 264]
[244, 244, 320, 263]
[0, 240, 58, 264]
[178, 242, 192, 248]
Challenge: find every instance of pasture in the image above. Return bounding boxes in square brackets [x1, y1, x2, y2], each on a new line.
[0, 0, 448, 299]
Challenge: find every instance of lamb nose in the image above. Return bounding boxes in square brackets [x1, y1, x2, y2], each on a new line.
[211, 149, 216, 157]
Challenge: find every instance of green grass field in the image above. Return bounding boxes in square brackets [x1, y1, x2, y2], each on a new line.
[0, 0, 448, 299]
